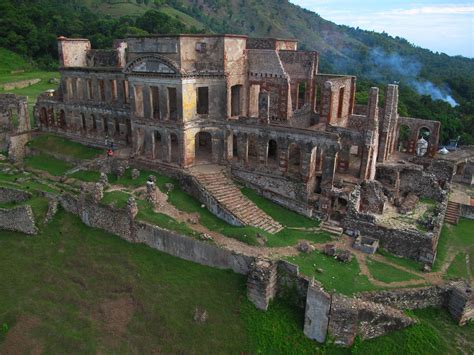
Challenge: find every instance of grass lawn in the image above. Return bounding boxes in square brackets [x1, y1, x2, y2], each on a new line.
[366, 258, 422, 283]
[101, 191, 131, 209]
[70, 170, 101, 182]
[285, 251, 377, 295]
[0, 210, 319, 354]
[241, 187, 320, 228]
[433, 218, 474, 273]
[377, 249, 423, 274]
[24, 154, 72, 176]
[29, 134, 102, 160]
[444, 253, 470, 280]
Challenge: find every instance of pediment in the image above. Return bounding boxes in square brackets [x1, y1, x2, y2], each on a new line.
[124, 56, 182, 75]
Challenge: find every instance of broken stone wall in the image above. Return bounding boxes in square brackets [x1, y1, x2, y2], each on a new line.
[0, 187, 32, 204]
[0, 205, 37, 235]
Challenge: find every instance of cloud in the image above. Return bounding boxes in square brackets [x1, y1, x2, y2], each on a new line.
[387, 5, 474, 15]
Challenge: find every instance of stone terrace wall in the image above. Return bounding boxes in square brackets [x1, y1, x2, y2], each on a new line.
[136, 222, 252, 275]
[58, 193, 253, 275]
[460, 204, 474, 220]
[0, 205, 37, 235]
[0, 187, 32, 204]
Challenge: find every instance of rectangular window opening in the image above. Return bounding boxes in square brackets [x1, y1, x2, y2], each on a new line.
[197, 87, 209, 115]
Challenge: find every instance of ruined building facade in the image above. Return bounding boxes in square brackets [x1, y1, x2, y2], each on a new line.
[35, 34, 446, 262]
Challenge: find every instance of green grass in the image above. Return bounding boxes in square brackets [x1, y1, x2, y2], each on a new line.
[108, 168, 174, 188]
[24, 154, 72, 176]
[444, 253, 470, 280]
[136, 199, 197, 238]
[158, 5, 206, 29]
[241, 187, 320, 228]
[70, 170, 101, 182]
[101, 191, 130, 209]
[29, 134, 102, 160]
[0, 209, 324, 353]
[377, 249, 423, 274]
[433, 218, 474, 272]
[285, 251, 377, 295]
[0, 48, 31, 74]
[366, 258, 422, 283]
[352, 308, 474, 354]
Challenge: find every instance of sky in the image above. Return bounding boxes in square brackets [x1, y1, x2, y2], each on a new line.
[290, 0, 474, 58]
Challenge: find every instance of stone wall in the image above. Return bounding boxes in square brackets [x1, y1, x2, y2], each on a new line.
[0, 205, 37, 235]
[460, 204, 474, 220]
[0, 187, 32, 204]
[2, 79, 41, 91]
[276, 260, 310, 308]
[7, 132, 31, 162]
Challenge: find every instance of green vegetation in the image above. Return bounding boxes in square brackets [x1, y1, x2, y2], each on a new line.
[28, 134, 102, 160]
[241, 187, 320, 228]
[352, 308, 474, 354]
[70, 170, 101, 182]
[24, 154, 72, 176]
[0, 48, 31, 74]
[285, 251, 377, 295]
[444, 253, 470, 280]
[366, 258, 422, 283]
[377, 249, 423, 274]
[101, 190, 131, 209]
[434, 218, 474, 274]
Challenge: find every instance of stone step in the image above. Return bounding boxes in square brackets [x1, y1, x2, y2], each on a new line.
[193, 169, 283, 233]
[320, 222, 343, 236]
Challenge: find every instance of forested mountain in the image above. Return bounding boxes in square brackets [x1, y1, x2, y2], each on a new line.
[0, 0, 472, 143]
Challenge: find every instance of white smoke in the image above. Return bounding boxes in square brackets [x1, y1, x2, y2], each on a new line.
[369, 48, 458, 107]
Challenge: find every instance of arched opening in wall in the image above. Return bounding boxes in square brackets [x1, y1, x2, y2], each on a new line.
[81, 113, 86, 131]
[348, 145, 361, 175]
[232, 134, 238, 158]
[57, 110, 66, 129]
[114, 118, 120, 136]
[195, 132, 213, 163]
[331, 197, 348, 221]
[170, 133, 179, 164]
[297, 82, 306, 109]
[103, 116, 108, 135]
[267, 139, 278, 166]
[99, 80, 105, 102]
[248, 135, 258, 165]
[337, 87, 345, 118]
[91, 114, 97, 131]
[397, 124, 411, 153]
[126, 119, 132, 145]
[231, 85, 242, 117]
[314, 176, 322, 194]
[40, 107, 48, 127]
[154, 131, 161, 160]
[288, 143, 301, 175]
[418, 127, 431, 140]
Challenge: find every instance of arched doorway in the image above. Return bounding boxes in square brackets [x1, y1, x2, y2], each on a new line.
[195, 132, 213, 163]
[288, 143, 301, 175]
[154, 131, 161, 160]
[40, 107, 48, 127]
[397, 124, 411, 153]
[267, 139, 278, 166]
[170, 133, 179, 164]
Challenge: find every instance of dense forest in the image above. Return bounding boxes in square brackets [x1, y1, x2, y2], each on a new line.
[0, 0, 472, 144]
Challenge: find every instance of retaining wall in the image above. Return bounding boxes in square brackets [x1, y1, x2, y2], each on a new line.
[0, 205, 37, 234]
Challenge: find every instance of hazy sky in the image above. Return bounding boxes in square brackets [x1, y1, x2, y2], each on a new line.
[290, 0, 474, 58]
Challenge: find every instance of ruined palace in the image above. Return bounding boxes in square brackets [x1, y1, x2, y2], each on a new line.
[36, 34, 453, 264]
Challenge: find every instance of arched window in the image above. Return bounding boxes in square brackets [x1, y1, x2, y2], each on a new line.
[267, 139, 278, 166]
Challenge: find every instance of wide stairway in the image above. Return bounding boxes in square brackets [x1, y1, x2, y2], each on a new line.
[445, 201, 461, 225]
[190, 166, 283, 234]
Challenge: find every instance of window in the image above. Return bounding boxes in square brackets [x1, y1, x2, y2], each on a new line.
[134, 85, 144, 117]
[110, 80, 117, 101]
[168, 87, 178, 120]
[231, 85, 242, 117]
[123, 80, 129, 104]
[87, 80, 93, 100]
[103, 116, 108, 134]
[196, 87, 209, 114]
[99, 80, 105, 101]
[298, 82, 306, 109]
[337, 87, 345, 118]
[151, 86, 160, 119]
[196, 42, 207, 53]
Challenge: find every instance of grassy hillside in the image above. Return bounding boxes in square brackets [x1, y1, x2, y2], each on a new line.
[0, 48, 32, 74]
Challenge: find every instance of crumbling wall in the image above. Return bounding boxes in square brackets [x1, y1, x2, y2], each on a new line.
[359, 180, 387, 214]
[0, 94, 31, 160]
[276, 260, 310, 308]
[0, 205, 37, 235]
[0, 187, 32, 204]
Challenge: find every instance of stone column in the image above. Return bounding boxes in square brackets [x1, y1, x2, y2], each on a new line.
[279, 142, 289, 173]
[237, 134, 248, 164]
[258, 136, 267, 166]
[143, 85, 152, 119]
[163, 133, 171, 163]
[246, 259, 277, 311]
[258, 91, 270, 123]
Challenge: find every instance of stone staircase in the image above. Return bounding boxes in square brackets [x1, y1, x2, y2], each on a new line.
[445, 201, 461, 225]
[320, 221, 344, 236]
[191, 168, 283, 234]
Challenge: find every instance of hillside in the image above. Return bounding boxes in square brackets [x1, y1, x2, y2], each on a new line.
[0, 0, 472, 143]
